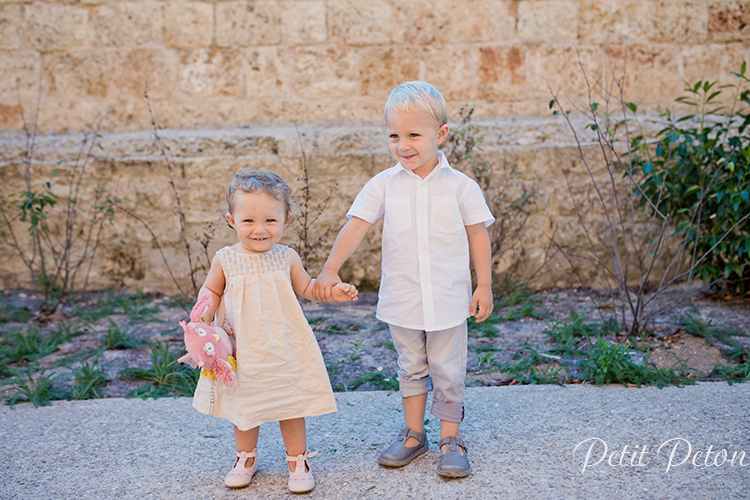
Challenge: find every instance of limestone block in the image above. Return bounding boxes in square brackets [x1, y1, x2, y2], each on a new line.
[422, 45, 477, 100]
[280, 1, 326, 45]
[0, 102, 22, 129]
[653, 1, 709, 44]
[606, 45, 680, 100]
[359, 47, 421, 99]
[529, 44, 603, 98]
[113, 48, 178, 99]
[0, 51, 41, 101]
[579, 1, 656, 43]
[338, 100, 387, 124]
[391, 0, 436, 44]
[99, 99, 152, 133]
[44, 51, 113, 98]
[245, 47, 291, 99]
[151, 98, 260, 129]
[293, 47, 358, 98]
[477, 45, 528, 102]
[434, 0, 515, 43]
[178, 48, 244, 97]
[257, 99, 345, 124]
[215, 1, 280, 47]
[34, 99, 103, 134]
[327, 0, 394, 45]
[709, 0, 750, 41]
[23, 3, 87, 51]
[517, 1, 578, 42]
[165, 1, 214, 49]
[0, 4, 21, 49]
[91, 2, 163, 47]
[683, 43, 747, 87]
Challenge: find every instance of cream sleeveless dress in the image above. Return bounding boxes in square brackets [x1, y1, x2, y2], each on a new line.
[191, 244, 337, 431]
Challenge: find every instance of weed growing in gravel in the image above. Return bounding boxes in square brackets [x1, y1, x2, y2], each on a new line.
[580, 339, 693, 388]
[468, 313, 501, 338]
[120, 341, 198, 398]
[103, 320, 146, 350]
[502, 303, 550, 321]
[0, 324, 65, 364]
[2, 368, 68, 407]
[71, 360, 108, 400]
[678, 308, 748, 360]
[0, 289, 34, 323]
[340, 371, 399, 392]
[712, 360, 750, 385]
[164, 294, 194, 310]
[379, 339, 395, 351]
[349, 340, 365, 361]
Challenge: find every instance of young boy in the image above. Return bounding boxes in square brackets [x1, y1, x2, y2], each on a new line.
[313, 81, 494, 478]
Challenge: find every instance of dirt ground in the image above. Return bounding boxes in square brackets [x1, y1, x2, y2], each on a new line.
[4, 284, 747, 401]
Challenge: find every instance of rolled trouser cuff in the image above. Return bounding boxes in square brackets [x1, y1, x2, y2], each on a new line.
[431, 399, 464, 423]
[398, 375, 430, 398]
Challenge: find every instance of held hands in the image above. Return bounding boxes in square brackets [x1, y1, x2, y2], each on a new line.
[470, 285, 494, 322]
[332, 282, 359, 302]
[312, 267, 342, 303]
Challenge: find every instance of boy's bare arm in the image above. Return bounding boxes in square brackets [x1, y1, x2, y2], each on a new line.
[466, 222, 494, 322]
[313, 216, 372, 303]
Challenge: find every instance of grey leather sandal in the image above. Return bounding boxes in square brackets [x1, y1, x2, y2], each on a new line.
[437, 436, 470, 478]
[378, 427, 429, 467]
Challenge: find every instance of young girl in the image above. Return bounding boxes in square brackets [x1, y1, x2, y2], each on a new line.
[190, 169, 358, 493]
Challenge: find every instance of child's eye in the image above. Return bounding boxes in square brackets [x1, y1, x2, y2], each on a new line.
[243, 219, 253, 223]
[389, 134, 398, 139]
[410, 133, 420, 137]
[266, 219, 276, 223]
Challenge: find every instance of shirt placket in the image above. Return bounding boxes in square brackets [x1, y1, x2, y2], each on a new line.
[415, 179, 435, 330]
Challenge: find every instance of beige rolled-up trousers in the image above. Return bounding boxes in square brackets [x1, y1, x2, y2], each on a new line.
[388, 322, 467, 423]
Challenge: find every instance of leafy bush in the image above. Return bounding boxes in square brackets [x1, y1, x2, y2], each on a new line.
[632, 64, 750, 295]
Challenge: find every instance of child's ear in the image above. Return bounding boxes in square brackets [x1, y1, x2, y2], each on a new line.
[437, 124, 449, 145]
[284, 213, 293, 227]
[225, 212, 235, 229]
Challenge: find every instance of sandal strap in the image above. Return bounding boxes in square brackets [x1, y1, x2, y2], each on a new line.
[439, 436, 467, 453]
[398, 427, 424, 442]
[235, 448, 258, 459]
[286, 450, 318, 463]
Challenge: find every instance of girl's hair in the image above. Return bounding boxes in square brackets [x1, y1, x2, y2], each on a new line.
[384, 81, 447, 126]
[226, 169, 292, 218]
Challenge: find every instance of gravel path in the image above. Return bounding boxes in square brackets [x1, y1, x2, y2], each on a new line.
[2, 383, 749, 499]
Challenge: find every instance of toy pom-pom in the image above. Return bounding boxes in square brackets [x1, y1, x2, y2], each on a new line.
[213, 359, 236, 389]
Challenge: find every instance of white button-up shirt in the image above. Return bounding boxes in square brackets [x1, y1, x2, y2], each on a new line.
[347, 151, 494, 331]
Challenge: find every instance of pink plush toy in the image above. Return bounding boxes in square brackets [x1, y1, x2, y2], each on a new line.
[178, 294, 236, 389]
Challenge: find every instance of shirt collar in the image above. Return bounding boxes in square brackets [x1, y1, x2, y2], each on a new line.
[396, 150, 449, 180]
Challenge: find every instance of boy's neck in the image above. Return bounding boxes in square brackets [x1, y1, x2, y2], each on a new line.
[412, 153, 441, 179]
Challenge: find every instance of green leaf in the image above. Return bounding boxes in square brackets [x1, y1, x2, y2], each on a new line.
[742, 191, 749, 201]
[643, 162, 653, 174]
[591, 102, 599, 111]
[549, 99, 556, 109]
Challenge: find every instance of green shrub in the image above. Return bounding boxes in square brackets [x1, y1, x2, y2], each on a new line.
[632, 65, 750, 295]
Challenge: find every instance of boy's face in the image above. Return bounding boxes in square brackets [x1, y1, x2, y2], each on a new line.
[386, 110, 449, 179]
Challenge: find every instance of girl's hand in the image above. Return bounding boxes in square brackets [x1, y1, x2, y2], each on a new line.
[332, 282, 358, 302]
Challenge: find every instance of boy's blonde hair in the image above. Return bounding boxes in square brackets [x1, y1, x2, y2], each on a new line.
[384, 81, 447, 127]
[226, 169, 292, 218]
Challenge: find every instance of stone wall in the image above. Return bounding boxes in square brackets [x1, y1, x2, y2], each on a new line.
[0, 0, 748, 292]
[1, 0, 749, 132]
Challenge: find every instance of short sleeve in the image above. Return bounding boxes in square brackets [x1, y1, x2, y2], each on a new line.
[347, 173, 386, 224]
[459, 179, 494, 228]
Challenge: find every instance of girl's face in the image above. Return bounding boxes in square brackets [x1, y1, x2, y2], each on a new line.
[226, 190, 290, 254]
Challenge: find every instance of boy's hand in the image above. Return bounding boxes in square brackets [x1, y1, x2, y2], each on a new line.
[332, 283, 358, 302]
[470, 285, 494, 322]
[313, 267, 342, 303]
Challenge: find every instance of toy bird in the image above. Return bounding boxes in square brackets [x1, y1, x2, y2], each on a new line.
[178, 294, 236, 389]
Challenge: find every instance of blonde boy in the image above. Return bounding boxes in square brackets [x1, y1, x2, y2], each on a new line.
[313, 81, 494, 477]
